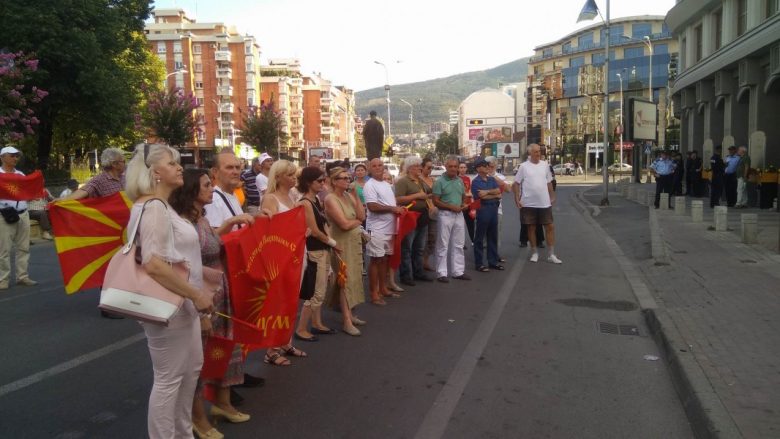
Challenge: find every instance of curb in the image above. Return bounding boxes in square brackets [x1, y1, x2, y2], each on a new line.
[572, 188, 742, 439]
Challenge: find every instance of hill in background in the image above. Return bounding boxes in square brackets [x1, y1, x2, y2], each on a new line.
[355, 57, 530, 134]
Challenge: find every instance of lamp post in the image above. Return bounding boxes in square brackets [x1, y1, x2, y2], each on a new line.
[577, 0, 611, 205]
[399, 98, 414, 151]
[374, 60, 401, 139]
[616, 69, 625, 173]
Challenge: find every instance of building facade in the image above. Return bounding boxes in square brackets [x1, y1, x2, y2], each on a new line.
[527, 16, 677, 168]
[667, 0, 779, 168]
[259, 59, 305, 159]
[457, 88, 516, 157]
[145, 8, 262, 165]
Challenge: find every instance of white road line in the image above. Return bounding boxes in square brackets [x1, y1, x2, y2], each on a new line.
[414, 256, 527, 439]
[0, 333, 146, 398]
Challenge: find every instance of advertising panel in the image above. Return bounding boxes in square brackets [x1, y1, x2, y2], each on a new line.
[496, 143, 520, 158]
[629, 98, 657, 141]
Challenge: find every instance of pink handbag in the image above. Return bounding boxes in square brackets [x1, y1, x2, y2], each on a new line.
[99, 199, 188, 326]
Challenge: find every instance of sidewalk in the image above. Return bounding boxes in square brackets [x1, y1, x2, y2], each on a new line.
[578, 184, 780, 439]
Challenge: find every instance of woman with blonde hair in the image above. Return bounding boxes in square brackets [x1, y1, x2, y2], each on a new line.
[260, 160, 308, 365]
[325, 166, 367, 335]
[124, 143, 214, 438]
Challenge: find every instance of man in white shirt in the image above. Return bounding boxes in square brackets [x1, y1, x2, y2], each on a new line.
[364, 158, 404, 306]
[513, 144, 561, 264]
[0, 146, 38, 289]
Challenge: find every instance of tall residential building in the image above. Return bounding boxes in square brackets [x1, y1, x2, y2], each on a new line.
[259, 59, 305, 159]
[145, 8, 261, 165]
[667, 0, 779, 168]
[527, 16, 677, 168]
[301, 74, 355, 160]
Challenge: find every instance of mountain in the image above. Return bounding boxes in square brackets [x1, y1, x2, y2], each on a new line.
[354, 57, 529, 134]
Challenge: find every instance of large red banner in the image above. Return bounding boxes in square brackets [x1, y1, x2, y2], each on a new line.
[223, 207, 306, 350]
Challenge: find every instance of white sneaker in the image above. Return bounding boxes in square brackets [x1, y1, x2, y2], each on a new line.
[42, 231, 54, 240]
[17, 278, 38, 286]
[547, 255, 563, 264]
[530, 253, 539, 263]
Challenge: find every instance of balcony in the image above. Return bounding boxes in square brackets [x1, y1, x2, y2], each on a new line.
[291, 124, 302, 133]
[321, 112, 332, 121]
[290, 109, 302, 117]
[216, 68, 232, 79]
[321, 126, 334, 136]
[217, 85, 234, 96]
[218, 120, 235, 131]
[215, 50, 232, 63]
[320, 96, 333, 105]
[290, 95, 301, 103]
[218, 103, 234, 113]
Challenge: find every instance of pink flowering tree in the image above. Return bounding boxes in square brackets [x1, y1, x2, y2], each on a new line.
[238, 100, 288, 156]
[143, 87, 199, 147]
[0, 52, 47, 144]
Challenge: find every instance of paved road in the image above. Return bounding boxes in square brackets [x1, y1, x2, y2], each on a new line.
[0, 186, 693, 438]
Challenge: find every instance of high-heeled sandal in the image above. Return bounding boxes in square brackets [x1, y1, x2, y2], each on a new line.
[209, 405, 250, 423]
[263, 351, 291, 366]
[282, 345, 307, 357]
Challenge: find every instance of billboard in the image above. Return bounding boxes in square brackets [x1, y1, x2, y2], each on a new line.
[483, 126, 513, 143]
[496, 143, 520, 158]
[629, 98, 657, 141]
[308, 147, 333, 159]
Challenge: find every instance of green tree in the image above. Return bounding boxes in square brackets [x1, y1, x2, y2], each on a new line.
[435, 130, 458, 158]
[143, 87, 198, 147]
[0, 0, 159, 169]
[237, 101, 288, 156]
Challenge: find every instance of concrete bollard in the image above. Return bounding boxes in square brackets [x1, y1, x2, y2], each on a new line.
[714, 206, 728, 231]
[741, 213, 758, 244]
[628, 185, 637, 201]
[647, 190, 656, 207]
[660, 193, 670, 210]
[674, 196, 686, 215]
[637, 189, 647, 205]
[691, 200, 703, 222]
[621, 184, 629, 197]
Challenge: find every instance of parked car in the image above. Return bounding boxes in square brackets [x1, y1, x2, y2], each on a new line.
[552, 163, 576, 175]
[607, 163, 633, 173]
[431, 165, 446, 177]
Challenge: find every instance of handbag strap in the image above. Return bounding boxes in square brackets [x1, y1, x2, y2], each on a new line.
[122, 198, 172, 255]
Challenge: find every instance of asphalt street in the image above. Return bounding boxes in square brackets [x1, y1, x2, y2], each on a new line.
[0, 185, 693, 438]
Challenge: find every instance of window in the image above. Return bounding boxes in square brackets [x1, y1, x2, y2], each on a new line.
[194, 63, 202, 73]
[601, 25, 624, 44]
[578, 32, 594, 49]
[173, 41, 182, 53]
[245, 44, 252, 55]
[195, 81, 203, 89]
[737, 0, 747, 36]
[632, 23, 652, 39]
[248, 97, 255, 107]
[694, 25, 703, 62]
[542, 48, 553, 58]
[654, 44, 668, 54]
[193, 44, 201, 54]
[624, 47, 645, 59]
[197, 97, 204, 106]
[768, 0, 778, 17]
[174, 61, 185, 70]
[681, 38, 687, 70]
[157, 42, 166, 53]
[592, 53, 605, 65]
[562, 42, 572, 54]
[714, 10, 723, 50]
[570, 56, 585, 68]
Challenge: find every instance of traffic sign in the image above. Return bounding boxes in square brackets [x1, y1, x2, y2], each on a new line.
[384, 136, 394, 147]
[467, 119, 485, 126]
[644, 144, 652, 155]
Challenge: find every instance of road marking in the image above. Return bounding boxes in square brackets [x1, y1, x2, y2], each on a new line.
[0, 333, 145, 398]
[414, 256, 527, 439]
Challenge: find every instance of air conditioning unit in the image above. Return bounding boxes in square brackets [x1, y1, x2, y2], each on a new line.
[738, 58, 759, 87]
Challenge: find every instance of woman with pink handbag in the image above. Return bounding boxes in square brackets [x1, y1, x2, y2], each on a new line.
[124, 143, 214, 439]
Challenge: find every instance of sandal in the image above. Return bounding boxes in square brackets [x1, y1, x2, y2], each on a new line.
[263, 352, 291, 366]
[477, 266, 490, 272]
[382, 292, 401, 298]
[489, 264, 505, 271]
[282, 345, 307, 357]
[371, 298, 387, 306]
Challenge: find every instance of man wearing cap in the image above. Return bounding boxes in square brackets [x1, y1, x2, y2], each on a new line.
[650, 150, 676, 209]
[471, 158, 503, 272]
[0, 146, 38, 290]
[253, 153, 274, 208]
[363, 110, 385, 160]
[723, 145, 739, 207]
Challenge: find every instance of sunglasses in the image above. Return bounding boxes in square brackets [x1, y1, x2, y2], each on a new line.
[316, 177, 326, 183]
[333, 176, 351, 181]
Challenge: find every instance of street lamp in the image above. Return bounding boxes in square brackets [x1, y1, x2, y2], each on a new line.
[399, 98, 414, 151]
[578, 0, 611, 206]
[374, 60, 401, 139]
[165, 67, 188, 79]
[616, 69, 626, 173]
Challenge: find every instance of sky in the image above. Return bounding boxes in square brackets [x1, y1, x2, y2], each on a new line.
[151, 0, 676, 92]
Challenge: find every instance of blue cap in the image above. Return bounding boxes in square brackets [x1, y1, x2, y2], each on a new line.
[474, 158, 488, 168]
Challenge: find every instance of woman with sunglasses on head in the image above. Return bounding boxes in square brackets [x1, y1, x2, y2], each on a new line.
[260, 160, 308, 366]
[124, 144, 214, 438]
[325, 167, 368, 336]
[295, 166, 342, 341]
[170, 168, 254, 439]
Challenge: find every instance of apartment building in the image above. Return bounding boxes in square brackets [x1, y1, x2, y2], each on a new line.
[667, 0, 779, 168]
[301, 74, 355, 160]
[527, 16, 677, 168]
[259, 59, 305, 159]
[145, 8, 261, 166]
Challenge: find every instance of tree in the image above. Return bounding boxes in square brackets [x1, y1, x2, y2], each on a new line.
[237, 101, 288, 156]
[0, 51, 47, 144]
[0, 0, 158, 169]
[143, 87, 198, 147]
[435, 130, 458, 158]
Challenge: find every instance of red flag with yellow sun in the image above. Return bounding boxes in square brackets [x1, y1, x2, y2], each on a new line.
[0, 170, 45, 200]
[48, 192, 132, 294]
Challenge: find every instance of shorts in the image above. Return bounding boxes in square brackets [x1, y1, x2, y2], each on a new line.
[366, 232, 393, 258]
[521, 207, 553, 225]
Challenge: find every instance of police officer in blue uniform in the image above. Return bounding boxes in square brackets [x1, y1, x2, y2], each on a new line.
[650, 150, 676, 209]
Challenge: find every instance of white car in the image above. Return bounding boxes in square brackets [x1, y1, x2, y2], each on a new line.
[607, 163, 633, 173]
[552, 163, 576, 175]
[431, 165, 446, 177]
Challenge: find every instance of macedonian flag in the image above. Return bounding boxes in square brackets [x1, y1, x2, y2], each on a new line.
[49, 192, 132, 294]
[0, 170, 45, 201]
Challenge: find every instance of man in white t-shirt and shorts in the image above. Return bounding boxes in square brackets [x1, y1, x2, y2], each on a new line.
[512, 144, 562, 264]
[363, 158, 404, 306]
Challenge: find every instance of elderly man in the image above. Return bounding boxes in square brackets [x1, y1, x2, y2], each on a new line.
[0, 146, 38, 290]
[364, 158, 404, 304]
[734, 146, 751, 208]
[650, 150, 676, 209]
[432, 156, 471, 282]
[394, 156, 432, 286]
[66, 148, 126, 200]
[513, 143, 561, 264]
[471, 158, 503, 272]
